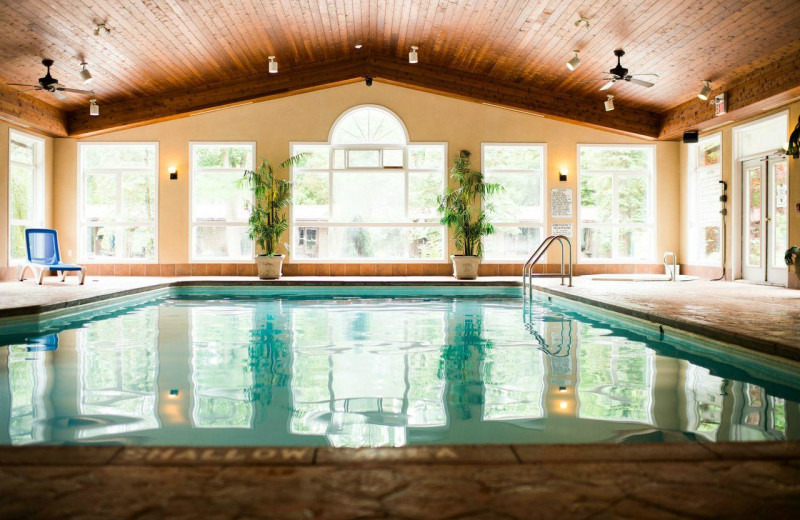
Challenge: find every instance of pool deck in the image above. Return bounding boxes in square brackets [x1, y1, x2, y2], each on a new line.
[1, 275, 800, 518]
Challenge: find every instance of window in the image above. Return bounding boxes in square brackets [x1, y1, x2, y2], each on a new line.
[688, 134, 722, 265]
[578, 145, 655, 262]
[291, 106, 446, 261]
[8, 130, 45, 264]
[190, 142, 255, 261]
[78, 143, 158, 262]
[482, 143, 545, 260]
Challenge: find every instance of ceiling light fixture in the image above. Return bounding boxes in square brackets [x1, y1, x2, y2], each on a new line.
[79, 62, 93, 84]
[89, 99, 99, 116]
[94, 23, 111, 36]
[409, 46, 419, 64]
[566, 50, 580, 71]
[604, 95, 614, 111]
[268, 56, 278, 74]
[698, 80, 711, 101]
[355, 43, 363, 49]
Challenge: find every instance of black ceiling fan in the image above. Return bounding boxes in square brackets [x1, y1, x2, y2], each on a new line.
[599, 49, 658, 90]
[7, 59, 94, 100]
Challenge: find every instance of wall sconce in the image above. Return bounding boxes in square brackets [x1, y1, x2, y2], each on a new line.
[559, 168, 568, 182]
[168, 167, 178, 180]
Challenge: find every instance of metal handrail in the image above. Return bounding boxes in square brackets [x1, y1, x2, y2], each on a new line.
[522, 235, 573, 298]
[663, 251, 677, 281]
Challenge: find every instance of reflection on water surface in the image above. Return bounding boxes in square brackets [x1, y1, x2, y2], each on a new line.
[1, 292, 797, 447]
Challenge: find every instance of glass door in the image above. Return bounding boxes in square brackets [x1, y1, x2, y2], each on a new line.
[768, 159, 789, 285]
[741, 156, 788, 285]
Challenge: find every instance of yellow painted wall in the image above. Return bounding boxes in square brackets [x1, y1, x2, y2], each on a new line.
[679, 102, 799, 286]
[0, 121, 54, 269]
[50, 81, 680, 265]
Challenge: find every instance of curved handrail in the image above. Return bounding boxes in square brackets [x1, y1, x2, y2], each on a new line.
[522, 235, 573, 297]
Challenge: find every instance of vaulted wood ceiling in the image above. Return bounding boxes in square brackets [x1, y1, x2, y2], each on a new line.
[1, 0, 799, 138]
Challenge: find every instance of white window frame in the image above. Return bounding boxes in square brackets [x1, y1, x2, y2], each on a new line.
[688, 132, 722, 266]
[289, 106, 447, 263]
[77, 141, 159, 264]
[577, 144, 657, 263]
[189, 141, 256, 263]
[8, 129, 46, 265]
[480, 142, 547, 262]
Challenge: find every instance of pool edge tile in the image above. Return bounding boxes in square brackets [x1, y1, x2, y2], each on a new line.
[0, 446, 121, 466]
[109, 446, 315, 466]
[315, 445, 519, 465]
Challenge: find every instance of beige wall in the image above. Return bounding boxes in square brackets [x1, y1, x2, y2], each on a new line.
[679, 101, 799, 285]
[0, 121, 54, 269]
[50, 82, 680, 266]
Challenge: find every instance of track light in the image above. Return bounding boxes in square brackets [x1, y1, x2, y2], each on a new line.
[79, 62, 93, 84]
[698, 80, 711, 101]
[566, 50, 580, 71]
[604, 95, 614, 111]
[268, 56, 278, 74]
[89, 99, 99, 116]
[409, 45, 418, 64]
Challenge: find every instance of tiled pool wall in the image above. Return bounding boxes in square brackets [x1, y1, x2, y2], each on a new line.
[0, 262, 673, 281]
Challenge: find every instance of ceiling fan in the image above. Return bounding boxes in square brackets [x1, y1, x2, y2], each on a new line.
[7, 59, 93, 100]
[599, 49, 658, 91]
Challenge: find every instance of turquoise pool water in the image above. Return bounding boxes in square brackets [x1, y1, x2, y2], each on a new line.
[0, 286, 798, 447]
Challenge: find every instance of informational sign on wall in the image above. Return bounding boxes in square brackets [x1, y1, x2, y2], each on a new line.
[550, 188, 573, 218]
[551, 223, 573, 237]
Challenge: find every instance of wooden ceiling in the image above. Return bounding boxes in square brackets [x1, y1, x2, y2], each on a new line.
[1, 0, 799, 138]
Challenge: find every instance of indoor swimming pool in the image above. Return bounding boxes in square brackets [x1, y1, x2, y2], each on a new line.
[0, 286, 797, 447]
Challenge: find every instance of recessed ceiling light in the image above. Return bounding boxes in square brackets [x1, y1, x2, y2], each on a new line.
[566, 50, 580, 71]
[79, 62, 93, 84]
[268, 56, 278, 74]
[409, 45, 418, 64]
[604, 95, 614, 111]
[698, 80, 711, 100]
[355, 43, 363, 49]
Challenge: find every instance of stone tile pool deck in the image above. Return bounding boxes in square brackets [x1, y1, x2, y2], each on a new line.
[1, 275, 800, 518]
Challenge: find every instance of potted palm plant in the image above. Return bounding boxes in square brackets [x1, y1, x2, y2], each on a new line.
[786, 246, 800, 277]
[240, 153, 307, 279]
[438, 150, 502, 279]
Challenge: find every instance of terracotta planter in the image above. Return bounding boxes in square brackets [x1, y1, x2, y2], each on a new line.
[255, 255, 284, 279]
[451, 255, 480, 280]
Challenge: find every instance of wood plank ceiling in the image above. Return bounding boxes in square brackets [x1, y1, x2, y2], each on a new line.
[1, 0, 799, 137]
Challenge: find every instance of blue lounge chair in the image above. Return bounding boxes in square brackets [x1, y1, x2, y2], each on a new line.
[18, 228, 85, 285]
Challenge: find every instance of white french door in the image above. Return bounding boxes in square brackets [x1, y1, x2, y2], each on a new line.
[741, 156, 789, 285]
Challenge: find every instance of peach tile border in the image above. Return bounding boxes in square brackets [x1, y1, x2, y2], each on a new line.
[27, 262, 668, 278]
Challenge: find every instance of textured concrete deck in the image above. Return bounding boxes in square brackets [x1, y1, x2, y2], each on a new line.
[529, 277, 800, 361]
[1, 443, 799, 519]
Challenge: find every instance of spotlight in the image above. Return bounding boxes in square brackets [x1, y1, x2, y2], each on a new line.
[566, 50, 580, 71]
[268, 56, 278, 74]
[409, 45, 419, 64]
[365, 76, 373, 87]
[698, 80, 711, 101]
[604, 95, 614, 111]
[89, 99, 99, 116]
[79, 62, 93, 84]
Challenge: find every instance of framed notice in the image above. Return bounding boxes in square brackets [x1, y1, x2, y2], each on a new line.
[551, 223, 573, 237]
[551, 188, 573, 218]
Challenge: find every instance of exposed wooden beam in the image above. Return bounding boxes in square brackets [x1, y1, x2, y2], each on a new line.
[67, 54, 662, 139]
[0, 83, 67, 136]
[67, 56, 367, 137]
[365, 55, 661, 139]
[659, 49, 800, 139]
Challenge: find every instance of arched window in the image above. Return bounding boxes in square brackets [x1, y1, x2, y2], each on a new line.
[291, 105, 446, 261]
